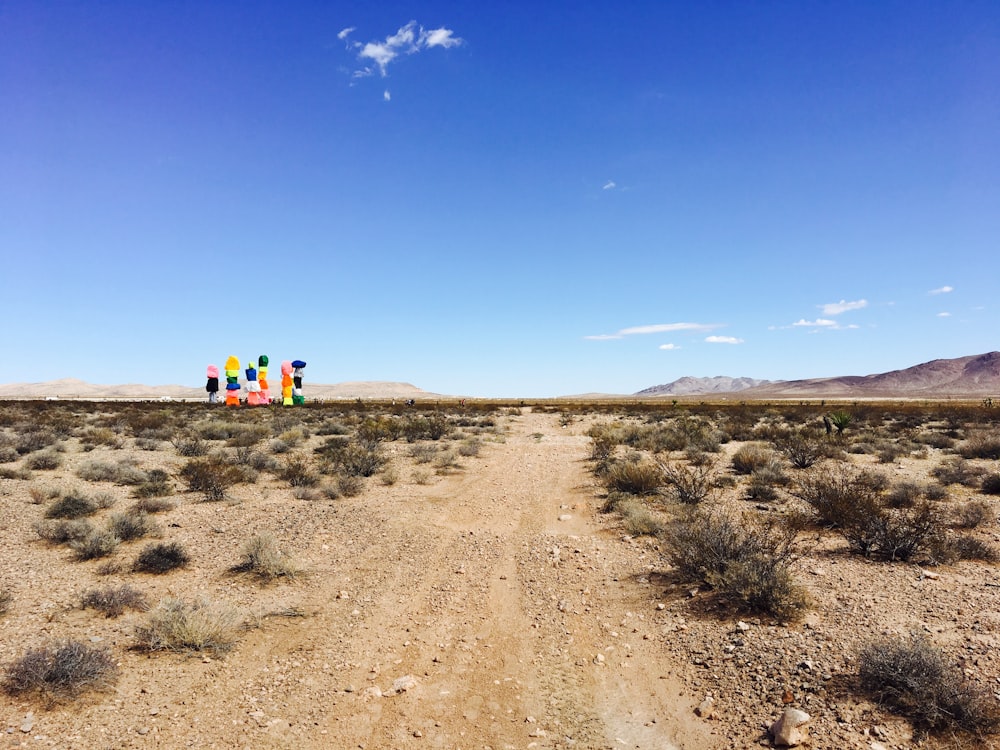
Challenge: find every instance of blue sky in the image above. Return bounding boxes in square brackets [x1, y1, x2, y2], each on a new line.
[2, 1, 997, 397]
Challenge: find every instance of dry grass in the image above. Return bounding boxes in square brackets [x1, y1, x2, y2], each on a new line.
[3, 639, 118, 702]
[133, 597, 241, 654]
[230, 533, 299, 581]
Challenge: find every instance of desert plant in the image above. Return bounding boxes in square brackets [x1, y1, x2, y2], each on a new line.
[980, 473, 1000, 495]
[45, 493, 97, 519]
[957, 430, 1000, 460]
[660, 508, 806, 619]
[617, 498, 666, 536]
[171, 435, 207, 457]
[35, 519, 94, 544]
[337, 474, 364, 496]
[2, 639, 118, 702]
[316, 438, 385, 478]
[777, 434, 824, 469]
[230, 534, 298, 581]
[129, 497, 176, 514]
[179, 456, 244, 501]
[604, 459, 663, 496]
[886, 480, 924, 509]
[131, 468, 173, 499]
[858, 632, 1000, 736]
[106, 510, 158, 542]
[932, 457, 986, 488]
[730, 443, 775, 475]
[133, 597, 240, 654]
[278, 455, 320, 487]
[81, 584, 149, 618]
[71, 530, 121, 561]
[132, 542, 189, 574]
[25, 450, 62, 470]
[828, 410, 853, 435]
[952, 499, 994, 529]
[659, 458, 716, 505]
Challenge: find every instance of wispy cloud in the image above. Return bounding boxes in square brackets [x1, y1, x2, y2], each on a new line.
[937, 311, 952, 317]
[705, 336, 743, 344]
[659, 343, 681, 350]
[340, 21, 463, 80]
[821, 299, 868, 315]
[585, 322, 721, 340]
[383, 90, 391, 102]
[603, 180, 616, 190]
[929, 285, 954, 295]
[793, 318, 837, 328]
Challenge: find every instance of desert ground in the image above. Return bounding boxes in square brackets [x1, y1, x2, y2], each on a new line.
[1, 399, 999, 749]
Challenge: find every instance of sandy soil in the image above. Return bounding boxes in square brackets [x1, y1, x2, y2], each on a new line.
[1, 407, 998, 749]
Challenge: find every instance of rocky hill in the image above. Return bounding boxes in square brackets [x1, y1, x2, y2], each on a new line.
[636, 376, 773, 396]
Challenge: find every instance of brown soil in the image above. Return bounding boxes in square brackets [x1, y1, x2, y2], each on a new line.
[1, 408, 998, 749]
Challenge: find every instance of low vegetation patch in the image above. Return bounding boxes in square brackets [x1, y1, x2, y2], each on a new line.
[132, 542, 190, 574]
[230, 533, 299, 581]
[81, 583, 149, 617]
[3, 639, 118, 702]
[134, 597, 241, 654]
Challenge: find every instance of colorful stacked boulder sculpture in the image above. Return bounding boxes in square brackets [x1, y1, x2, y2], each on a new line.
[257, 355, 271, 404]
[206, 365, 219, 404]
[245, 358, 261, 405]
[224, 355, 241, 406]
[280, 360, 294, 406]
[292, 360, 307, 405]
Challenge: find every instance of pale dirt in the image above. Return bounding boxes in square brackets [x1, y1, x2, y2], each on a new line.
[0, 411, 711, 749]
[2, 408, 1000, 749]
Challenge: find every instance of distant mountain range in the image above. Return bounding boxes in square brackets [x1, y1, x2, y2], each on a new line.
[637, 352, 1000, 398]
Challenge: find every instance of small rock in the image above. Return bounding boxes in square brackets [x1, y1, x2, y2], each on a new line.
[20, 713, 34, 733]
[391, 675, 418, 694]
[921, 570, 940, 580]
[769, 708, 810, 747]
[695, 697, 715, 719]
[736, 621, 751, 632]
[558, 514, 572, 522]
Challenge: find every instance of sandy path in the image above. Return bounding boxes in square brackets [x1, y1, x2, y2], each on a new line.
[2, 411, 711, 749]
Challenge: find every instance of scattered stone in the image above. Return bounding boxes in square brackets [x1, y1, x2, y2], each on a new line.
[558, 514, 572, 522]
[769, 708, 810, 747]
[391, 675, 418, 694]
[695, 697, 715, 719]
[736, 621, 751, 632]
[363, 686, 383, 699]
[20, 714, 34, 733]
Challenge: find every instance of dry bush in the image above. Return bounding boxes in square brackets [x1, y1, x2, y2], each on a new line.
[408, 443, 438, 464]
[71, 530, 121, 561]
[659, 458, 716, 505]
[15, 427, 60, 455]
[858, 633, 1000, 737]
[225, 424, 270, 448]
[337, 474, 364, 496]
[230, 534, 299, 581]
[278, 455, 320, 487]
[379, 465, 399, 486]
[928, 533, 1000, 565]
[660, 507, 806, 620]
[78, 427, 123, 450]
[731, 443, 776, 475]
[980, 473, 1000, 495]
[952, 499, 994, 529]
[411, 469, 431, 486]
[106, 510, 158, 542]
[134, 597, 241, 655]
[25, 450, 62, 471]
[617, 498, 666, 536]
[132, 542, 189, 574]
[316, 438, 385, 477]
[130, 496, 176, 514]
[776, 434, 825, 469]
[171, 435, 207, 457]
[457, 438, 482, 457]
[932, 457, 986, 488]
[179, 456, 244, 501]
[81, 583, 149, 617]
[886, 480, 924, 508]
[131, 468, 172, 499]
[35, 519, 94, 544]
[957, 430, 1000, 460]
[45, 493, 98, 519]
[604, 459, 663, 496]
[2, 639, 118, 702]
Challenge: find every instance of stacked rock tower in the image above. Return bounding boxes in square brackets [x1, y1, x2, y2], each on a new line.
[280, 361, 293, 406]
[224, 355, 241, 406]
[292, 360, 307, 405]
[257, 355, 270, 404]
[205, 365, 219, 404]
[244, 358, 261, 405]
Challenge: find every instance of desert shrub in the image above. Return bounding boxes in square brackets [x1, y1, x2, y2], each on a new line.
[617, 498, 666, 536]
[171, 435, 207, 457]
[76, 459, 146, 485]
[588, 426, 617, 463]
[131, 468, 172, 499]
[130, 496, 176, 514]
[659, 459, 715, 505]
[731, 443, 776, 475]
[225, 424, 270, 448]
[106, 511, 158, 542]
[434, 450, 460, 472]
[411, 469, 431, 486]
[604, 459, 663, 496]
[132, 542, 189, 573]
[402, 414, 451, 442]
[876, 443, 907, 464]
[179, 456, 244, 501]
[338, 474, 364, 497]
[828, 410, 853, 434]
[71, 530, 121, 560]
[278, 455, 319, 487]
[133, 597, 240, 654]
[869, 501, 942, 562]
[15, 428, 60, 455]
[980, 473, 1000, 495]
[25, 451, 62, 471]
[660, 508, 806, 619]
[794, 468, 885, 531]
[194, 420, 244, 441]
[292, 486, 321, 500]
[0, 445, 18, 463]
[230, 534, 298, 581]
[775, 434, 824, 469]
[134, 438, 162, 451]
[952, 499, 994, 529]
[932, 457, 986, 488]
[457, 438, 481, 457]
[924, 483, 949, 501]
[886, 481, 924, 509]
[858, 633, 1000, 736]
[78, 427, 123, 450]
[408, 444, 438, 464]
[928, 532, 1000, 564]
[45, 493, 98, 519]
[81, 584, 149, 617]
[35, 519, 94, 544]
[916, 431, 957, 449]
[744, 473, 780, 502]
[2, 639, 118, 702]
[316, 438, 385, 478]
[379, 465, 399, 486]
[957, 430, 1000, 460]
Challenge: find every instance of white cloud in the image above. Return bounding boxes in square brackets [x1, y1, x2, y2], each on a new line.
[705, 336, 743, 344]
[345, 20, 463, 79]
[929, 285, 954, 295]
[585, 322, 721, 341]
[821, 299, 868, 315]
[659, 343, 680, 350]
[793, 318, 837, 327]
[421, 27, 462, 48]
[937, 311, 952, 317]
[603, 180, 616, 190]
[383, 90, 391, 102]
